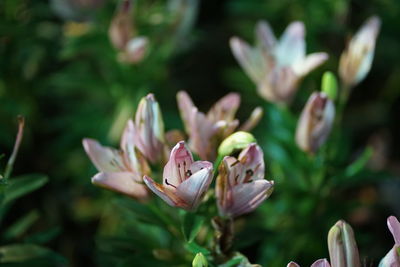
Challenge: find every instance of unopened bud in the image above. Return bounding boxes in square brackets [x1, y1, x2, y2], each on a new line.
[218, 131, 256, 157]
[192, 253, 208, 267]
[322, 72, 338, 100]
[328, 220, 360, 267]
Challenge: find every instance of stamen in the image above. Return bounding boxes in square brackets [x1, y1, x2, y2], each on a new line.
[186, 170, 192, 177]
[165, 179, 177, 189]
[230, 159, 240, 167]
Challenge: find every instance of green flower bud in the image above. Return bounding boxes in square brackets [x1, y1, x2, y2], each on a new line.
[322, 71, 338, 100]
[218, 131, 256, 157]
[192, 253, 208, 267]
[328, 220, 360, 267]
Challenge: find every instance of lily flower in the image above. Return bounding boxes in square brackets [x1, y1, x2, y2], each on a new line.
[287, 259, 330, 267]
[134, 93, 167, 164]
[230, 20, 328, 104]
[216, 143, 274, 218]
[379, 216, 400, 266]
[328, 220, 360, 267]
[295, 92, 335, 154]
[143, 141, 213, 211]
[339, 16, 381, 88]
[83, 119, 150, 200]
[108, 0, 148, 63]
[177, 91, 262, 161]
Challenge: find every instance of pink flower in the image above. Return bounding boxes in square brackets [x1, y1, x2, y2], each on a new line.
[143, 141, 213, 211]
[216, 143, 274, 218]
[287, 259, 330, 267]
[230, 21, 328, 104]
[83, 119, 150, 199]
[177, 91, 262, 161]
[380, 216, 400, 266]
[295, 92, 335, 154]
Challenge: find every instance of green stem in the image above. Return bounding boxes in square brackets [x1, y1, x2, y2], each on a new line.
[3, 116, 25, 180]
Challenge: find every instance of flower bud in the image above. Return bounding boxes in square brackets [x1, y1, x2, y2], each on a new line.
[108, 0, 134, 50]
[192, 253, 208, 267]
[321, 72, 338, 100]
[295, 92, 335, 154]
[120, 36, 148, 63]
[327, 220, 360, 267]
[217, 131, 256, 158]
[339, 16, 381, 87]
[379, 216, 400, 267]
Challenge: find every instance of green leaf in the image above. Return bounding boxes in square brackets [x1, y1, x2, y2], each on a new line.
[0, 244, 66, 264]
[3, 174, 48, 205]
[3, 210, 40, 240]
[344, 147, 373, 177]
[185, 242, 210, 256]
[180, 210, 205, 243]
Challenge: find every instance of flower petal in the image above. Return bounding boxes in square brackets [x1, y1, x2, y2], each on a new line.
[163, 141, 194, 188]
[256, 20, 276, 50]
[239, 106, 263, 132]
[238, 143, 265, 182]
[92, 172, 148, 199]
[189, 109, 217, 160]
[275, 21, 305, 67]
[82, 138, 125, 172]
[230, 37, 267, 84]
[177, 91, 197, 136]
[207, 93, 241, 123]
[292, 52, 328, 77]
[286, 262, 300, 267]
[311, 259, 331, 267]
[388, 216, 400, 245]
[176, 167, 213, 210]
[227, 179, 274, 217]
[143, 175, 184, 207]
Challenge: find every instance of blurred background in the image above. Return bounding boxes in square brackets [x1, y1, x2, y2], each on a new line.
[0, 0, 400, 266]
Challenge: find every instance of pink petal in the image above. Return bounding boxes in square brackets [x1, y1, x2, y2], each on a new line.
[286, 262, 300, 267]
[222, 156, 245, 188]
[190, 161, 213, 173]
[379, 245, 400, 267]
[311, 259, 331, 267]
[163, 141, 194, 188]
[230, 37, 267, 84]
[292, 52, 328, 77]
[82, 138, 125, 172]
[276, 21, 305, 67]
[177, 91, 197, 136]
[238, 143, 265, 182]
[176, 167, 213, 210]
[143, 176, 183, 207]
[256, 20, 276, 50]
[92, 172, 148, 199]
[206, 93, 241, 123]
[227, 179, 274, 217]
[189, 109, 217, 161]
[240, 106, 263, 132]
[388, 216, 400, 245]
[120, 120, 140, 170]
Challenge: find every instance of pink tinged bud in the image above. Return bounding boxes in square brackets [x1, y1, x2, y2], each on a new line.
[216, 143, 274, 218]
[327, 220, 360, 267]
[379, 216, 400, 267]
[143, 141, 213, 210]
[119, 36, 149, 63]
[108, 0, 134, 50]
[287, 262, 300, 267]
[311, 259, 331, 267]
[339, 16, 381, 87]
[295, 92, 335, 154]
[134, 94, 166, 164]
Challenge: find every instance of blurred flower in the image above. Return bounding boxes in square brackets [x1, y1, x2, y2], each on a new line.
[230, 20, 328, 104]
[287, 259, 330, 267]
[83, 119, 150, 200]
[134, 93, 167, 164]
[143, 141, 213, 211]
[177, 91, 262, 160]
[379, 216, 400, 266]
[339, 16, 381, 88]
[51, 0, 104, 21]
[216, 143, 274, 218]
[295, 92, 335, 154]
[327, 220, 360, 267]
[108, 0, 149, 63]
